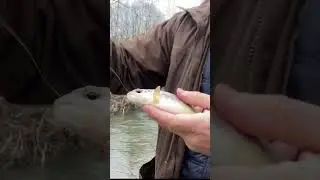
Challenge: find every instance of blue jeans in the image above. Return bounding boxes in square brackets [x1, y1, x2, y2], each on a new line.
[180, 150, 210, 179]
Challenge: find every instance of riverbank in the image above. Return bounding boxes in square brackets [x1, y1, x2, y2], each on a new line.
[110, 93, 138, 115]
[0, 92, 137, 170]
[0, 98, 97, 170]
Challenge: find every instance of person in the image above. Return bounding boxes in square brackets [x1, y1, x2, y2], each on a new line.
[140, 89, 207, 157]
[144, 83, 320, 179]
[143, 88, 210, 156]
[111, 0, 320, 178]
[110, 0, 210, 178]
[0, 0, 318, 179]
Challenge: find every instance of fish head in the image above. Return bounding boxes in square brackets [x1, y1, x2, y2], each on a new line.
[52, 86, 109, 145]
[126, 89, 154, 106]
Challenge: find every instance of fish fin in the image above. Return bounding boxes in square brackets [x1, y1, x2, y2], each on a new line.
[153, 86, 161, 104]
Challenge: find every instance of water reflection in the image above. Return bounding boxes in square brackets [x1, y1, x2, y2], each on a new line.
[110, 111, 158, 178]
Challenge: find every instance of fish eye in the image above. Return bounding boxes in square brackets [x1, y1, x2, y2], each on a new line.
[136, 90, 142, 93]
[85, 91, 100, 100]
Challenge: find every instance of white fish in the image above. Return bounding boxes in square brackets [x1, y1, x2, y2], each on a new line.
[52, 86, 109, 145]
[127, 86, 273, 166]
[126, 86, 195, 114]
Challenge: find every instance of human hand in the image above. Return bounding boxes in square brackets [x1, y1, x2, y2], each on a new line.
[210, 83, 320, 179]
[142, 88, 210, 156]
[213, 83, 320, 152]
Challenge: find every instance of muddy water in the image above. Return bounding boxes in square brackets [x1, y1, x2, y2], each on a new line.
[110, 111, 158, 178]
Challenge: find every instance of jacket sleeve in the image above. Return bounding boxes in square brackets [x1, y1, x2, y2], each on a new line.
[0, 0, 108, 103]
[110, 13, 182, 94]
[0, 0, 39, 100]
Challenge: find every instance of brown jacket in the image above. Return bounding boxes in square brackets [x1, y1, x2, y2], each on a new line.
[111, 0, 209, 178]
[0, 0, 108, 104]
[110, 0, 303, 178]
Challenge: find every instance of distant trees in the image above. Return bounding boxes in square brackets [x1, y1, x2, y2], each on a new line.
[110, 0, 166, 42]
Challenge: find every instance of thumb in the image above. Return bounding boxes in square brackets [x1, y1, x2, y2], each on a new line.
[213, 84, 320, 152]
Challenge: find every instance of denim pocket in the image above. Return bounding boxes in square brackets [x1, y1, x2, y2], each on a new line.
[180, 151, 210, 179]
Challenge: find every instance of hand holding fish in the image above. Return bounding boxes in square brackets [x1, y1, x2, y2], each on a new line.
[213, 84, 320, 152]
[211, 84, 320, 179]
[142, 88, 210, 156]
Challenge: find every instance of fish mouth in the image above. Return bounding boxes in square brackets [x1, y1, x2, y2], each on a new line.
[126, 92, 139, 104]
[126, 92, 149, 107]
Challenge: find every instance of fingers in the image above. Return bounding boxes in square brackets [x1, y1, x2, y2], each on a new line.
[192, 105, 204, 113]
[142, 105, 177, 128]
[142, 105, 206, 135]
[143, 105, 210, 155]
[176, 88, 210, 109]
[264, 141, 299, 162]
[213, 83, 320, 152]
[175, 113, 208, 123]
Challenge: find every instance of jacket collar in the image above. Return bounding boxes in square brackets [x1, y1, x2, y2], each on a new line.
[183, 0, 210, 24]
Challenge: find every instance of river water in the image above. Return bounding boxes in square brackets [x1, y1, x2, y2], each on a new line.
[110, 110, 158, 178]
[0, 109, 156, 180]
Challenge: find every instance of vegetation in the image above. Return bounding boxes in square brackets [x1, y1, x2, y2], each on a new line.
[0, 98, 97, 169]
[110, 93, 138, 115]
[0, 0, 178, 169]
[110, 0, 166, 42]
[110, 0, 167, 114]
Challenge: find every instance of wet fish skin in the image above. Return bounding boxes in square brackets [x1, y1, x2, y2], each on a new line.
[126, 88, 194, 114]
[126, 87, 273, 166]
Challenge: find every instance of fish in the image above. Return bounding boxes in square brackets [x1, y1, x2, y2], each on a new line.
[127, 86, 195, 114]
[126, 86, 274, 166]
[51, 86, 109, 146]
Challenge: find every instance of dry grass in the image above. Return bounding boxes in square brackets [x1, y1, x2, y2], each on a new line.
[0, 93, 132, 169]
[0, 98, 92, 169]
[110, 93, 138, 115]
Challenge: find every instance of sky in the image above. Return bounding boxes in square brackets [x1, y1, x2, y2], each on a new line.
[122, 0, 202, 18]
[155, 0, 202, 18]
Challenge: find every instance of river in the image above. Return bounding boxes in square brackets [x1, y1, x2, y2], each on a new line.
[0, 109, 156, 180]
[110, 110, 158, 178]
